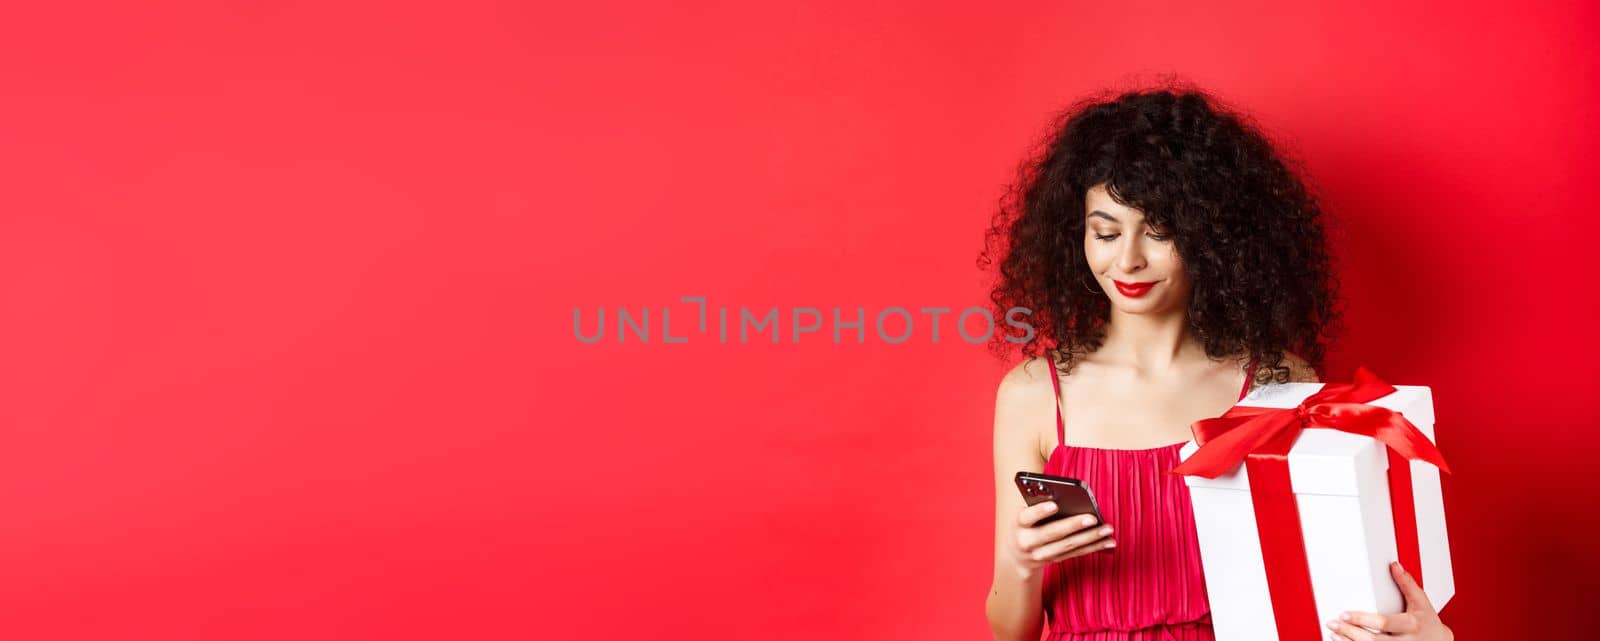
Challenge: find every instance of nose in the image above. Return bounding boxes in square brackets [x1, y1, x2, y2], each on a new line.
[1115, 234, 1147, 274]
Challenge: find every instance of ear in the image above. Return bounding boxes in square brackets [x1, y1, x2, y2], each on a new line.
[1284, 351, 1320, 383]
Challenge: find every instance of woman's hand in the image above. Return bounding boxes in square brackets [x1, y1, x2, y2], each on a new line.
[1326, 562, 1453, 641]
[1005, 501, 1116, 579]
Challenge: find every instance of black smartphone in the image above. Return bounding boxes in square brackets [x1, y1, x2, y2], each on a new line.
[1015, 471, 1104, 527]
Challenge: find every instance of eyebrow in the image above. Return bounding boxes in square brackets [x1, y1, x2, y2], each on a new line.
[1088, 210, 1141, 223]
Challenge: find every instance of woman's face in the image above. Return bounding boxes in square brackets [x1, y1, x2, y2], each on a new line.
[1082, 183, 1191, 314]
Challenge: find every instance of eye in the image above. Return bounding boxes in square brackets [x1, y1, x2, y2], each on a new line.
[1147, 232, 1173, 241]
[1093, 233, 1119, 242]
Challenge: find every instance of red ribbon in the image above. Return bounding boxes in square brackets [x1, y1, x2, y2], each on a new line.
[1170, 366, 1450, 641]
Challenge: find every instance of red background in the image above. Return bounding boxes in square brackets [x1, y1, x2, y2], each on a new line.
[2, 1, 1594, 639]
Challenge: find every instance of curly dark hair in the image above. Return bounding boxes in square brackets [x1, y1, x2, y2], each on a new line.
[976, 84, 1346, 386]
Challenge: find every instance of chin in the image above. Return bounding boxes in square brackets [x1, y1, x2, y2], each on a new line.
[1113, 296, 1176, 314]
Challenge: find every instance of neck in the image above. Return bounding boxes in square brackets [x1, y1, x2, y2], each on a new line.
[1099, 307, 1198, 374]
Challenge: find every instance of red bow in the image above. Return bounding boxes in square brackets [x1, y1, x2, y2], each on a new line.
[1171, 365, 1451, 478]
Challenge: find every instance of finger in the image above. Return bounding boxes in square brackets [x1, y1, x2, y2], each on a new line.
[1045, 513, 1101, 538]
[1390, 562, 1433, 613]
[1045, 514, 1106, 545]
[1325, 620, 1381, 641]
[1016, 511, 1064, 550]
[1032, 520, 1112, 560]
[1020, 512, 1097, 546]
[1018, 501, 1057, 527]
[1046, 531, 1117, 563]
[1031, 523, 1113, 561]
[1340, 610, 1418, 635]
[1018, 511, 1092, 550]
[1060, 534, 1118, 560]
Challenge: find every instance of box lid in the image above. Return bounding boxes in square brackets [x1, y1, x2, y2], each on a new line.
[1178, 382, 1436, 496]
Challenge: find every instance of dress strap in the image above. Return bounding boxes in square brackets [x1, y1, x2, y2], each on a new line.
[1047, 354, 1065, 447]
[1238, 358, 1259, 401]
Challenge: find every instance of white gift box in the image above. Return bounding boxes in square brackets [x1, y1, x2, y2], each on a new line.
[1178, 382, 1454, 641]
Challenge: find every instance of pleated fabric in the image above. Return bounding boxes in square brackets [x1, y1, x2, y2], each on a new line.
[1038, 356, 1257, 641]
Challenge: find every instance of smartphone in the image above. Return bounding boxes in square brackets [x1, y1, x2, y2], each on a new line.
[1015, 471, 1104, 527]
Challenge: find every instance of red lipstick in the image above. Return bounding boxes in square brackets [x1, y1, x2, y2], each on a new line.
[1113, 279, 1157, 298]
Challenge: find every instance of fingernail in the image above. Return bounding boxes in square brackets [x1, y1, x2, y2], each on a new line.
[1339, 612, 1350, 621]
[1104, 540, 1115, 548]
[1098, 527, 1113, 536]
[1043, 502, 1057, 512]
[1080, 515, 1096, 526]
[1325, 620, 1338, 630]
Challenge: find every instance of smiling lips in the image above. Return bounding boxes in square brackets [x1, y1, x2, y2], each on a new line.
[1113, 279, 1158, 297]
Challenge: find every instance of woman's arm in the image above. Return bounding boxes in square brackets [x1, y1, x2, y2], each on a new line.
[984, 359, 1048, 641]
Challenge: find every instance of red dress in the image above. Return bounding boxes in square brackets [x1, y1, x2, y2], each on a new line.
[1040, 357, 1258, 641]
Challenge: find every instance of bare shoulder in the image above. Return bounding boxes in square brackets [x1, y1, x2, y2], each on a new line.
[1282, 351, 1321, 383]
[993, 355, 1057, 460]
[997, 355, 1055, 402]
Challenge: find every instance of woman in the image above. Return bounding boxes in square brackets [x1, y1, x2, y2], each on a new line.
[977, 87, 1453, 641]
